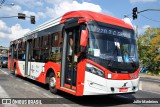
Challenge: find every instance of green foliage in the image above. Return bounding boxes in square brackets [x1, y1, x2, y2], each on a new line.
[137, 28, 160, 75]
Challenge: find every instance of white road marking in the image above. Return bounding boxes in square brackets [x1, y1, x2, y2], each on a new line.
[45, 95, 71, 107]
[62, 104, 71, 107]
[42, 92, 71, 107]
[24, 82, 30, 86]
[0, 86, 10, 98]
[0, 69, 70, 107]
[32, 86, 40, 91]
[16, 79, 22, 81]
[42, 93, 53, 98]
[10, 76, 14, 78]
[0, 86, 18, 107]
[0, 69, 9, 75]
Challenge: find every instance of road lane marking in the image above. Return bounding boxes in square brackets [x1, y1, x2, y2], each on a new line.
[32, 86, 40, 91]
[0, 69, 9, 75]
[62, 104, 71, 107]
[42, 93, 53, 98]
[24, 82, 30, 86]
[42, 93, 71, 107]
[10, 76, 14, 78]
[0, 86, 10, 98]
[16, 79, 22, 81]
[142, 90, 160, 95]
[0, 86, 18, 107]
[0, 69, 72, 107]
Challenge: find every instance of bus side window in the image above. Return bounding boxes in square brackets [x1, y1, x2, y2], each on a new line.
[48, 32, 62, 62]
[33, 37, 40, 62]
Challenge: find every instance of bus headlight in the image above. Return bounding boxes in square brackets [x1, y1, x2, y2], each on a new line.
[86, 63, 104, 77]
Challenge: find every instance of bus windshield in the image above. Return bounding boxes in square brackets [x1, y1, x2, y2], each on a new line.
[87, 24, 139, 73]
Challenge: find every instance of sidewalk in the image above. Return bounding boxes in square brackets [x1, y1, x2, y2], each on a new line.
[140, 73, 160, 80]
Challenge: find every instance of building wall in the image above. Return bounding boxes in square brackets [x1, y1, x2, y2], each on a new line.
[0, 46, 9, 56]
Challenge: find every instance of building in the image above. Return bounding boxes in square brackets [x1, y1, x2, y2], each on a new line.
[0, 46, 9, 56]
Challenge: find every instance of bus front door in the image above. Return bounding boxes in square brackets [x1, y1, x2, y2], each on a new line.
[61, 27, 79, 90]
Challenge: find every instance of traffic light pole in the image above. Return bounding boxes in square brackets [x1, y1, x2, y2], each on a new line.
[0, 16, 18, 18]
[132, 7, 138, 20]
[0, 14, 35, 24]
[132, 7, 160, 20]
[138, 9, 160, 14]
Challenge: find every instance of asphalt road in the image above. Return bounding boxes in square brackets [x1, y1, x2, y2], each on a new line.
[140, 77, 160, 84]
[140, 76, 160, 93]
[0, 68, 160, 107]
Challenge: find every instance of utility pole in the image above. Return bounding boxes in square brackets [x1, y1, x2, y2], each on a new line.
[135, 25, 138, 39]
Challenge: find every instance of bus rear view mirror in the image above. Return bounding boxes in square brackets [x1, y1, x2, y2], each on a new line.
[80, 30, 88, 47]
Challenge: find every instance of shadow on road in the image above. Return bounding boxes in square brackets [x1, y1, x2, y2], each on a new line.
[10, 72, 136, 106]
[57, 92, 136, 106]
[10, 72, 49, 90]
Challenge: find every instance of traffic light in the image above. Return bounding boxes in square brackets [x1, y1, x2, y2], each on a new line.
[132, 7, 138, 20]
[18, 13, 25, 20]
[30, 16, 35, 24]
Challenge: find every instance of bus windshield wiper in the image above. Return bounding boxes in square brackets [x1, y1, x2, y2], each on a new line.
[129, 58, 136, 68]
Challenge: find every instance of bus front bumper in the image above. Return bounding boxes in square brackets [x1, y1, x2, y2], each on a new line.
[83, 72, 139, 95]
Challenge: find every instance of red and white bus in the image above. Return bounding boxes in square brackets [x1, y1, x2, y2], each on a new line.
[8, 10, 140, 96]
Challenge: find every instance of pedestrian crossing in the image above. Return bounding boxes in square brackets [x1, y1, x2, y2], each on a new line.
[0, 69, 9, 75]
[0, 69, 17, 107]
[0, 85, 18, 107]
[0, 85, 10, 98]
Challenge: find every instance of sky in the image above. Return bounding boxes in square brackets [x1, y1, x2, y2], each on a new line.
[0, 0, 160, 47]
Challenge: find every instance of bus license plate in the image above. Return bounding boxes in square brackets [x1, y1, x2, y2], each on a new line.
[119, 88, 128, 92]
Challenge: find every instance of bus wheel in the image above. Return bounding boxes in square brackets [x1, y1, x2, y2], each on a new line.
[49, 72, 57, 94]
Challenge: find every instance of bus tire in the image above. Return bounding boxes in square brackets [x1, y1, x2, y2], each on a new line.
[49, 72, 57, 94]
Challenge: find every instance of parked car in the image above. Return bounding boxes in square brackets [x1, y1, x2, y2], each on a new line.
[0, 56, 8, 68]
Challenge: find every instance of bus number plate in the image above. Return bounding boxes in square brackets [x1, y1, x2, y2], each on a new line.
[119, 88, 128, 92]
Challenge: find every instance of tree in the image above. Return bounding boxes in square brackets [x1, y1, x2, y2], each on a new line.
[137, 28, 160, 75]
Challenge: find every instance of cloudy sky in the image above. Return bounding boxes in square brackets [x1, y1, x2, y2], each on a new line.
[0, 0, 160, 47]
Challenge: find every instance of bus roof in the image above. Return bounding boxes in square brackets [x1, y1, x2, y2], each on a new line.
[61, 10, 133, 30]
[11, 10, 133, 43]
[26, 10, 133, 37]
